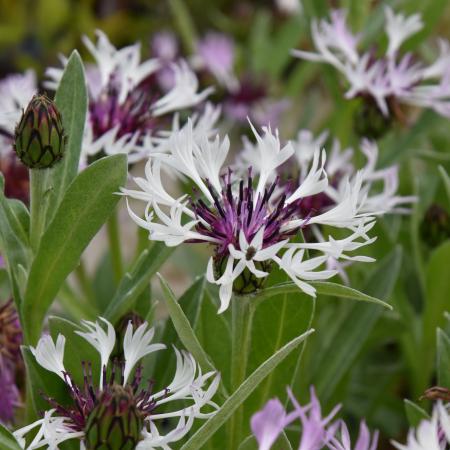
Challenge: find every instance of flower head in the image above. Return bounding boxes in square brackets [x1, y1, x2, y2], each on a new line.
[292, 8, 450, 121]
[251, 387, 343, 450]
[14, 318, 220, 449]
[123, 120, 377, 312]
[45, 30, 213, 165]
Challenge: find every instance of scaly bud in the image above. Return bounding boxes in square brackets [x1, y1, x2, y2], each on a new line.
[14, 94, 65, 169]
[84, 385, 143, 450]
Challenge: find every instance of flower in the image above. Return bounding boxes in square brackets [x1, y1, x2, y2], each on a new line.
[192, 32, 238, 91]
[292, 8, 450, 120]
[251, 387, 342, 450]
[123, 119, 377, 312]
[0, 299, 23, 424]
[13, 318, 220, 449]
[392, 402, 450, 450]
[328, 420, 379, 450]
[45, 30, 213, 165]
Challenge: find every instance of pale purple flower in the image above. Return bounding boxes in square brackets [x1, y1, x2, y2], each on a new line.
[123, 119, 377, 313]
[251, 387, 342, 450]
[292, 7, 450, 118]
[0, 360, 20, 424]
[193, 32, 238, 90]
[151, 31, 180, 92]
[45, 30, 213, 165]
[329, 420, 379, 450]
[224, 77, 289, 128]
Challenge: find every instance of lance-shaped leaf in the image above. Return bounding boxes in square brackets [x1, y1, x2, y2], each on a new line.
[180, 329, 315, 450]
[47, 50, 87, 223]
[21, 154, 127, 344]
[103, 243, 173, 323]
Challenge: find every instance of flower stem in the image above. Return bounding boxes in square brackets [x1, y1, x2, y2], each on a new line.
[229, 295, 255, 449]
[29, 169, 50, 253]
[107, 209, 124, 284]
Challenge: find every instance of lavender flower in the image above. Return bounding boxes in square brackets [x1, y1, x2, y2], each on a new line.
[45, 30, 213, 165]
[151, 31, 180, 92]
[192, 32, 238, 91]
[292, 8, 450, 119]
[329, 420, 379, 450]
[123, 119, 377, 312]
[0, 299, 23, 424]
[392, 402, 450, 450]
[13, 318, 220, 449]
[251, 387, 342, 450]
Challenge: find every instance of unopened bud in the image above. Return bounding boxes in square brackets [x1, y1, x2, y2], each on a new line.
[14, 94, 65, 169]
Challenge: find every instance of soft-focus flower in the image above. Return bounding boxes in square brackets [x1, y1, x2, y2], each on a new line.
[392, 402, 450, 450]
[292, 8, 450, 120]
[192, 32, 238, 91]
[45, 30, 213, 165]
[224, 77, 289, 128]
[151, 31, 180, 92]
[328, 420, 379, 450]
[14, 318, 220, 449]
[0, 299, 23, 424]
[251, 387, 343, 450]
[123, 119, 377, 312]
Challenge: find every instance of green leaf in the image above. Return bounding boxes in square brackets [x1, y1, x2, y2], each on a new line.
[255, 281, 392, 309]
[0, 175, 31, 305]
[239, 432, 293, 450]
[21, 154, 127, 344]
[404, 399, 430, 428]
[437, 328, 450, 387]
[438, 165, 450, 207]
[180, 329, 315, 450]
[47, 50, 87, 223]
[103, 243, 173, 323]
[310, 247, 402, 402]
[158, 273, 216, 374]
[0, 424, 21, 450]
[420, 241, 450, 389]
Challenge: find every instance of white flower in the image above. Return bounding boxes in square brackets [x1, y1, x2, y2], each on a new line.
[124, 121, 378, 313]
[122, 321, 166, 384]
[75, 318, 116, 385]
[152, 60, 214, 116]
[293, 8, 450, 118]
[384, 6, 423, 57]
[16, 318, 220, 450]
[30, 334, 66, 382]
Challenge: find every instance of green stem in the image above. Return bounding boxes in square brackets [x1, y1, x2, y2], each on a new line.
[29, 169, 50, 252]
[107, 209, 124, 284]
[229, 295, 255, 450]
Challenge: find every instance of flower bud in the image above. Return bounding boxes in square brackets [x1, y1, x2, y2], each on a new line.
[420, 204, 450, 248]
[14, 94, 65, 169]
[84, 385, 143, 450]
[353, 97, 391, 140]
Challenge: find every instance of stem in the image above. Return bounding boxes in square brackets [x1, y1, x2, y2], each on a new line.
[75, 260, 96, 305]
[229, 295, 255, 449]
[107, 209, 124, 284]
[29, 169, 50, 252]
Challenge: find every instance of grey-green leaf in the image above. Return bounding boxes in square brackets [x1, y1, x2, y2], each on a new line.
[180, 329, 315, 450]
[437, 328, 450, 388]
[255, 280, 392, 309]
[21, 154, 127, 344]
[47, 50, 87, 223]
[158, 273, 216, 374]
[103, 243, 173, 323]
